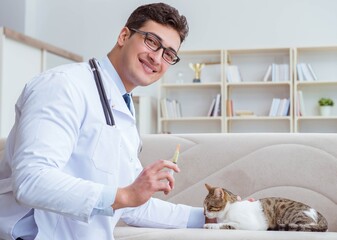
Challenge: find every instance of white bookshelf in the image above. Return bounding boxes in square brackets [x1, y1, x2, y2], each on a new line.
[294, 46, 337, 133]
[158, 50, 224, 134]
[158, 46, 337, 134]
[224, 48, 293, 133]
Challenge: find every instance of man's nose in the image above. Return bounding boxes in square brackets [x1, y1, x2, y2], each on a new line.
[149, 48, 163, 64]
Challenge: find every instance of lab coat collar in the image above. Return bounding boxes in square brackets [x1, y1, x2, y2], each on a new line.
[100, 56, 126, 94]
[98, 57, 135, 118]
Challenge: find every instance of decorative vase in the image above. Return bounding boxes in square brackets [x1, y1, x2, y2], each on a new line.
[319, 106, 332, 116]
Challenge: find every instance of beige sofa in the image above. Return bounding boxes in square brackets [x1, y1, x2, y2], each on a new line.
[1, 134, 337, 240]
[115, 133, 337, 240]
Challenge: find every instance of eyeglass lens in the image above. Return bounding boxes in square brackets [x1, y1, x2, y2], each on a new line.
[144, 34, 178, 64]
[131, 28, 179, 64]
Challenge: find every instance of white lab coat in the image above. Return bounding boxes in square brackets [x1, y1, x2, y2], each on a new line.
[0, 61, 191, 240]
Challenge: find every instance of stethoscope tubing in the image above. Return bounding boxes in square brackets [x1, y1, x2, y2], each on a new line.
[89, 58, 115, 126]
[89, 58, 143, 154]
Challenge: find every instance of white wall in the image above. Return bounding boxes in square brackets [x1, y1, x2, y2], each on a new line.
[23, 0, 337, 56]
[0, 0, 26, 33]
[1, 0, 337, 97]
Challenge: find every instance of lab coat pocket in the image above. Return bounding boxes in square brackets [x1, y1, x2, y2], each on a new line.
[91, 125, 121, 175]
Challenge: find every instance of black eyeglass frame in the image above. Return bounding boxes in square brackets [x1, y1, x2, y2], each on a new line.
[130, 28, 180, 65]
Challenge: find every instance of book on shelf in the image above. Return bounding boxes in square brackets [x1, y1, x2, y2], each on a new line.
[271, 63, 289, 82]
[175, 100, 182, 118]
[269, 98, 281, 117]
[280, 64, 290, 82]
[282, 99, 290, 116]
[207, 94, 221, 117]
[213, 93, 221, 117]
[262, 65, 272, 82]
[297, 90, 306, 116]
[297, 63, 317, 81]
[307, 64, 318, 80]
[207, 98, 216, 117]
[166, 99, 175, 118]
[160, 98, 168, 118]
[276, 98, 290, 116]
[268, 98, 290, 117]
[226, 65, 242, 82]
[296, 63, 304, 81]
[300, 63, 313, 81]
[161, 98, 182, 118]
[226, 99, 233, 117]
[235, 110, 255, 117]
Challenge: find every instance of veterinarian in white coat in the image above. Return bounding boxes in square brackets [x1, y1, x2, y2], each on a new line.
[0, 3, 204, 239]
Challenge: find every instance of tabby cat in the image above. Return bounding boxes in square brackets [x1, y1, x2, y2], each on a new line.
[203, 184, 328, 232]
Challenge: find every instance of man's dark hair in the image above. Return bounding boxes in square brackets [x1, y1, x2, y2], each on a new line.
[125, 3, 189, 43]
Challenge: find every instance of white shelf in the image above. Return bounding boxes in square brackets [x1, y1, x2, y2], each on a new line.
[296, 81, 337, 86]
[162, 82, 221, 88]
[228, 116, 291, 120]
[160, 116, 222, 122]
[159, 118, 222, 134]
[227, 81, 291, 87]
[297, 116, 337, 120]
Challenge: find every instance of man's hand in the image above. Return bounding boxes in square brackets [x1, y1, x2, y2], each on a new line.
[237, 195, 255, 202]
[112, 160, 180, 210]
[205, 217, 217, 224]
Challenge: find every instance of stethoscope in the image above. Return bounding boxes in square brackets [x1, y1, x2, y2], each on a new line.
[89, 58, 142, 153]
[89, 58, 115, 126]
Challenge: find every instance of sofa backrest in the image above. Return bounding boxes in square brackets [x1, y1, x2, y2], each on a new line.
[139, 133, 337, 231]
[1, 134, 336, 231]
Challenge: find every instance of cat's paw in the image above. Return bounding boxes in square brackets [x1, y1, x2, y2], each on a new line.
[204, 223, 236, 230]
[220, 224, 236, 230]
[204, 223, 221, 229]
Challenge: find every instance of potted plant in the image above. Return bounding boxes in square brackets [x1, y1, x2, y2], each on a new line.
[318, 97, 334, 116]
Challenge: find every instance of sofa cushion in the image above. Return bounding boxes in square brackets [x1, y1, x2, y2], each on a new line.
[114, 227, 337, 240]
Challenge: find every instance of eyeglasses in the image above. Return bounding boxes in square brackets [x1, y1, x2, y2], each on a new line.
[130, 28, 180, 65]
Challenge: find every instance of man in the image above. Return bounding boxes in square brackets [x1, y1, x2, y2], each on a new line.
[0, 3, 205, 240]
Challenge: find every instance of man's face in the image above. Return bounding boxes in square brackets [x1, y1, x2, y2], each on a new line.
[118, 21, 181, 92]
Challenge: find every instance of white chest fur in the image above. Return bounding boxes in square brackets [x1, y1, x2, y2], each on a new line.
[206, 200, 269, 231]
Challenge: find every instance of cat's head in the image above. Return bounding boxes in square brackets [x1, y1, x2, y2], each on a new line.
[203, 183, 238, 218]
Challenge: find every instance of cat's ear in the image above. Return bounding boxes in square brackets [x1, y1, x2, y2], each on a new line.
[205, 183, 213, 192]
[214, 188, 224, 199]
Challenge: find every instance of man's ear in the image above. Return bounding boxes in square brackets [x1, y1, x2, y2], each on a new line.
[117, 27, 131, 46]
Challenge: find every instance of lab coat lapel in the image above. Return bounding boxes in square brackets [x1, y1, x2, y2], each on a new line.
[109, 87, 134, 118]
[100, 69, 134, 118]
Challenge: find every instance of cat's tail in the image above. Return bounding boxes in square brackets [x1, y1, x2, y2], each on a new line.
[278, 213, 328, 232]
[278, 223, 328, 232]
[316, 212, 329, 232]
